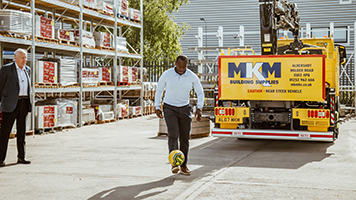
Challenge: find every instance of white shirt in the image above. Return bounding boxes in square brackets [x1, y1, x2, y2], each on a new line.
[15, 62, 29, 96]
[155, 67, 204, 109]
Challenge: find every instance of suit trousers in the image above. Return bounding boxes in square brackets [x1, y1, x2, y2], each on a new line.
[163, 103, 192, 167]
[0, 98, 29, 161]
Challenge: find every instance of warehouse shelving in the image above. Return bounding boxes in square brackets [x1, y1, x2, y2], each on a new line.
[0, 0, 144, 131]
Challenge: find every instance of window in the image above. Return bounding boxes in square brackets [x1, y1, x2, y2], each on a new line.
[339, 0, 352, 4]
[311, 27, 348, 43]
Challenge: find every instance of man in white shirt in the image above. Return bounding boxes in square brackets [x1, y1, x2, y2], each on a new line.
[155, 55, 204, 175]
[0, 48, 32, 167]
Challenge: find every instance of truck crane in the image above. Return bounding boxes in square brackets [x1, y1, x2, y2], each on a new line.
[211, 0, 346, 142]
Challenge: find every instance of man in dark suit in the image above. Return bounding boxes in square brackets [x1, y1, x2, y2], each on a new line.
[0, 48, 32, 167]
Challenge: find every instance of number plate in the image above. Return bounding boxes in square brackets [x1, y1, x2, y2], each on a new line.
[217, 117, 241, 123]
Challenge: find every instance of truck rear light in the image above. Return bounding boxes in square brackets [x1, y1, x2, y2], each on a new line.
[232, 109, 235, 116]
[326, 110, 330, 118]
[314, 110, 318, 118]
[308, 110, 311, 118]
[215, 109, 218, 116]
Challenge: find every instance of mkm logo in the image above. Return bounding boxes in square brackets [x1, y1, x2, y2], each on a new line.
[228, 62, 281, 86]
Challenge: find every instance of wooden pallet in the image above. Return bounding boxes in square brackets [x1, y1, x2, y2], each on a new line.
[35, 36, 58, 44]
[58, 39, 78, 46]
[97, 119, 115, 124]
[191, 133, 210, 139]
[26, 130, 34, 136]
[99, 10, 115, 17]
[97, 46, 114, 51]
[63, 83, 80, 88]
[118, 116, 129, 120]
[83, 5, 98, 12]
[35, 83, 61, 88]
[117, 13, 129, 20]
[97, 81, 114, 86]
[0, 31, 28, 39]
[118, 82, 130, 86]
[83, 120, 97, 126]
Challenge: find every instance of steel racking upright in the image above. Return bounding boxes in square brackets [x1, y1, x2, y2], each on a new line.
[0, 0, 144, 130]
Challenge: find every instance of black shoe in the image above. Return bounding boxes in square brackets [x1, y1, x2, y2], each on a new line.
[0, 161, 4, 167]
[17, 158, 31, 164]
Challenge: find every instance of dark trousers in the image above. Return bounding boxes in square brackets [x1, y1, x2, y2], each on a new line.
[0, 98, 29, 161]
[163, 103, 192, 167]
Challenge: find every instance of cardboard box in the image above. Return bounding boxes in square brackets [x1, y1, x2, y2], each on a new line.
[35, 15, 55, 39]
[36, 105, 58, 129]
[35, 61, 58, 84]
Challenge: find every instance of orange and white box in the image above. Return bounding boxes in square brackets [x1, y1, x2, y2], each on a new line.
[35, 61, 58, 84]
[116, 99, 129, 118]
[56, 29, 74, 41]
[129, 106, 142, 116]
[35, 16, 55, 39]
[36, 105, 58, 129]
[131, 67, 138, 83]
[99, 67, 111, 82]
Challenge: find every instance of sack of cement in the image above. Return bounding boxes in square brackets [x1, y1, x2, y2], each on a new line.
[0, 9, 32, 36]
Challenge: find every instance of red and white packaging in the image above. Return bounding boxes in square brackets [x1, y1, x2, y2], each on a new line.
[99, 67, 111, 82]
[57, 98, 77, 128]
[73, 30, 95, 48]
[118, 0, 129, 17]
[116, 99, 129, 118]
[36, 105, 58, 129]
[97, 1, 113, 15]
[73, 0, 97, 8]
[131, 67, 138, 83]
[35, 15, 54, 39]
[129, 106, 142, 116]
[82, 68, 99, 86]
[56, 29, 74, 41]
[93, 32, 111, 48]
[35, 61, 58, 84]
[129, 8, 141, 22]
[118, 66, 130, 83]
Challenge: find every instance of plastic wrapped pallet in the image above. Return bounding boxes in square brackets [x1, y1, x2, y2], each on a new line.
[36, 105, 58, 129]
[82, 68, 99, 86]
[99, 67, 111, 82]
[129, 8, 141, 22]
[73, 30, 95, 48]
[97, 1, 114, 15]
[129, 106, 142, 117]
[0, 10, 32, 36]
[35, 15, 55, 39]
[116, 99, 129, 118]
[73, 0, 97, 8]
[55, 29, 74, 41]
[35, 61, 58, 84]
[59, 59, 77, 87]
[56, 98, 77, 128]
[131, 67, 138, 83]
[98, 111, 114, 121]
[82, 106, 96, 123]
[93, 32, 111, 48]
[118, 0, 129, 18]
[112, 36, 128, 52]
[118, 66, 129, 83]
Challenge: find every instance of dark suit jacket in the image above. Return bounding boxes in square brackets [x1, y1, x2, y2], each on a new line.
[0, 62, 32, 113]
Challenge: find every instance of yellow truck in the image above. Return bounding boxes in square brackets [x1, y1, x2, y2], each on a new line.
[211, 1, 345, 142]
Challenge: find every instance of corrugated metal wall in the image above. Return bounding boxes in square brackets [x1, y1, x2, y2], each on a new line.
[173, 0, 356, 59]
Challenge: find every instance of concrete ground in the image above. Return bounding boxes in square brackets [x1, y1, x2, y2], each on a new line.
[0, 115, 356, 200]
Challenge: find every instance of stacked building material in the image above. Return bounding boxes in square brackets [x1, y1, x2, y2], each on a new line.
[73, 30, 95, 48]
[112, 36, 128, 52]
[97, 1, 114, 15]
[35, 60, 58, 84]
[56, 98, 77, 128]
[131, 67, 138, 83]
[0, 10, 32, 36]
[129, 8, 141, 22]
[93, 32, 111, 48]
[55, 29, 75, 41]
[116, 99, 129, 118]
[129, 106, 142, 117]
[118, 66, 129, 83]
[73, 0, 97, 8]
[59, 59, 77, 87]
[36, 105, 58, 129]
[117, 0, 129, 19]
[35, 15, 55, 39]
[82, 106, 96, 124]
[99, 67, 112, 82]
[82, 68, 99, 86]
